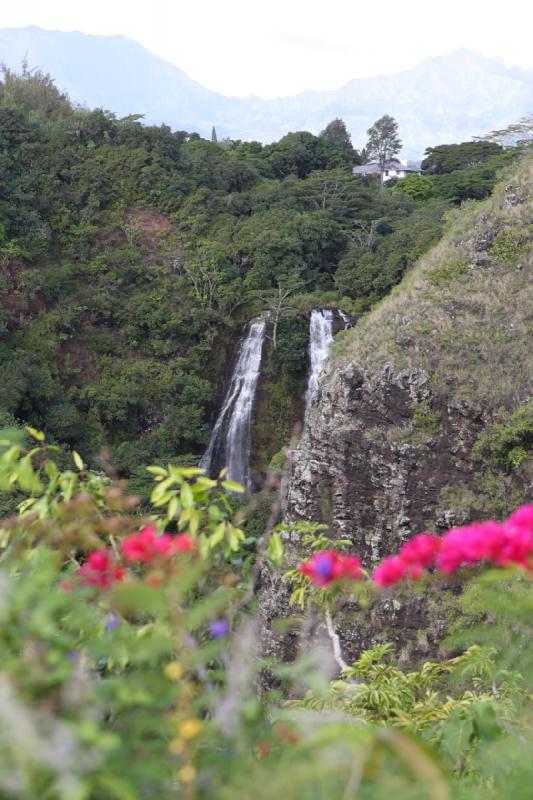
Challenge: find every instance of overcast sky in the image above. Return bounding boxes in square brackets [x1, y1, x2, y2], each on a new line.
[1, 0, 533, 97]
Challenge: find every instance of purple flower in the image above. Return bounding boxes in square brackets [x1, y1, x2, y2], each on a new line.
[105, 612, 121, 632]
[67, 650, 80, 663]
[208, 619, 230, 639]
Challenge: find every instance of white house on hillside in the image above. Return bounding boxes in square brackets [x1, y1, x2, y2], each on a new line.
[353, 159, 421, 183]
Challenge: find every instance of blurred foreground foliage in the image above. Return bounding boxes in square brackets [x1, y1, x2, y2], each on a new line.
[0, 431, 532, 798]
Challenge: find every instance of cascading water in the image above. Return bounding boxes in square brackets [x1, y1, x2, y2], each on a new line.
[304, 308, 351, 421]
[200, 316, 267, 491]
[304, 309, 335, 417]
[339, 310, 353, 329]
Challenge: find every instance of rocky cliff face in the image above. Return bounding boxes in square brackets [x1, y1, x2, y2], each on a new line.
[259, 158, 533, 667]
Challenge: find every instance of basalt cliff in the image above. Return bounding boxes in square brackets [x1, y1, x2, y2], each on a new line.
[259, 157, 533, 667]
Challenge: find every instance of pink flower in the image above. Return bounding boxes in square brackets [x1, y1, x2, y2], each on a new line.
[372, 556, 407, 587]
[399, 534, 441, 568]
[507, 504, 533, 531]
[407, 563, 424, 581]
[499, 528, 532, 567]
[299, 550, 362, 587]
[336, 555, 363, 580]
[122, 526, 177, 563]
[299, 551, 340, 587]
[436, 521, 507, 573]
[174, 533, 193, 553]
[79, 549, 124, 589]
[499, 505, 533, 567]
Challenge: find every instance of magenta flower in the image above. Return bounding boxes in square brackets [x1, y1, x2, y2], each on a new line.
[372, 556, 407, 588]
[399, 534, 441, 568]
[299, 550, 362, 587]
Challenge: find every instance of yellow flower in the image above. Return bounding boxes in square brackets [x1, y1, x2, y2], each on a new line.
[164, 662, 183, 681]
[169, 738, 186, 755]
[178, 764, 196, 783]
[179, 718, 202, 740]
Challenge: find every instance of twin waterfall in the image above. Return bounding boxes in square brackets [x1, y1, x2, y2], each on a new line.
[200, 309, 350, 490]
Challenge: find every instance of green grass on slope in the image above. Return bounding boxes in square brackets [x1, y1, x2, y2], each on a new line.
[334, 156, 533, 411]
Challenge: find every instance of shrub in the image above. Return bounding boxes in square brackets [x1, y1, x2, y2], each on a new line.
[1, 429, 533, 798]
[474, 402, 533, 471]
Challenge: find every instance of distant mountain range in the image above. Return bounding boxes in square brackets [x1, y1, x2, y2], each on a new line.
[1, 26, 533, 157]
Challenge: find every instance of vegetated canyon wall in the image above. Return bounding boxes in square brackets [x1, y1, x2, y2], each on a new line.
[259, 157, 533, 667]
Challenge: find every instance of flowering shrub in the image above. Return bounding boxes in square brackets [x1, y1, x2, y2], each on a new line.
[0, 429, 532, 799]
[121, 526, 192, 562]
[375, 506, 533, 585]
[299, 550, 362, 586]
[78, 549, 125, 588]
[296, 506, 533, 594]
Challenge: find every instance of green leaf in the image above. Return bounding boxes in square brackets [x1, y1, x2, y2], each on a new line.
[210, 522, 226, 548]
[167, 496, 179, 519]
[72, 450, 84, 470]
[25, 426, 45, 442]
[146, 465, 168, 476]
[221, 480, 245, 494]
[267, 532, 284, 567]
[180, 482, 194, 509]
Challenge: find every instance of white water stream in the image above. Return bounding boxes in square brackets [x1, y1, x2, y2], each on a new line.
[200, 316, 267, 491]
[304, 308, 350, 421]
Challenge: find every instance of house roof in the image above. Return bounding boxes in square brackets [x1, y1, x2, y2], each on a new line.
[353, 160, 421, 175]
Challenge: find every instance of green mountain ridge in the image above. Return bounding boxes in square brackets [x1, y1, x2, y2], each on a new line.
[2, 26, 533, 156]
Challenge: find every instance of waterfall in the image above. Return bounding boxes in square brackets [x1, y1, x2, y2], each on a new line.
[304, 308, 350, 420]
[304, 308, 335, 418]
[200, 316, 267, 491]
[339, 310, 353, 329]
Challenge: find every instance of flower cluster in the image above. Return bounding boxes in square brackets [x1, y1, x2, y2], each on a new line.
[373, 504, 533, 588]
[121, 526, 192, 563]
[74, 528, 193, 590]
[299, 550, 362, 587]
[78, 549, 124, 589]
[373, 534, 441, 587]
[297, 505, 533, 592]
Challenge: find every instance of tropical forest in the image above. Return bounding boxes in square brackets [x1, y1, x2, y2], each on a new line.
[0, 43, 532, 800]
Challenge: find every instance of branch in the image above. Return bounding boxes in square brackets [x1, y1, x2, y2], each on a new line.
[324, 606, 349, 672]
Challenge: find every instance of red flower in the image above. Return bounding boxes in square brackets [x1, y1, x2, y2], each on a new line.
[79, 549, 124, 589]
[436, 522, 507, 573]
[336, 555, 363, 580]
[372, 556, 407, 587]
[399, 534, 441, 568]
[174, 533, 193, 552]
[121, 526, 189, 563]
[299, 550, 362, 587]
[508, 504, 533, 531]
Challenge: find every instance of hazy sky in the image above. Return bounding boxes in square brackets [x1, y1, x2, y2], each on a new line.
[1, 0, 533, 97]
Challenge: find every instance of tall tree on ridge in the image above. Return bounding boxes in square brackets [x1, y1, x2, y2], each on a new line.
[366, 114, 402, 180]
[319, 118, 360, 165]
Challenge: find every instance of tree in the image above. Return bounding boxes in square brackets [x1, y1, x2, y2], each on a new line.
[319, 118, 359, 165]
[477, 114, 533, 147]
[211, 125, 218, 143]
[255, 274, 307, 349]
[0, 62, 72, 120]
[421, 141, 503, 174]
[366, 115, 402, 179]
[393, 173, 435, 202]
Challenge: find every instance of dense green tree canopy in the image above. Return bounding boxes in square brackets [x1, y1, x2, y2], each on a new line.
[0, 67, 516, 479]
[421, 141, 503, 174]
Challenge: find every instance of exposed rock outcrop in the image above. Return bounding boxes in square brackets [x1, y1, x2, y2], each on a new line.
[259, 157, 533, 668]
